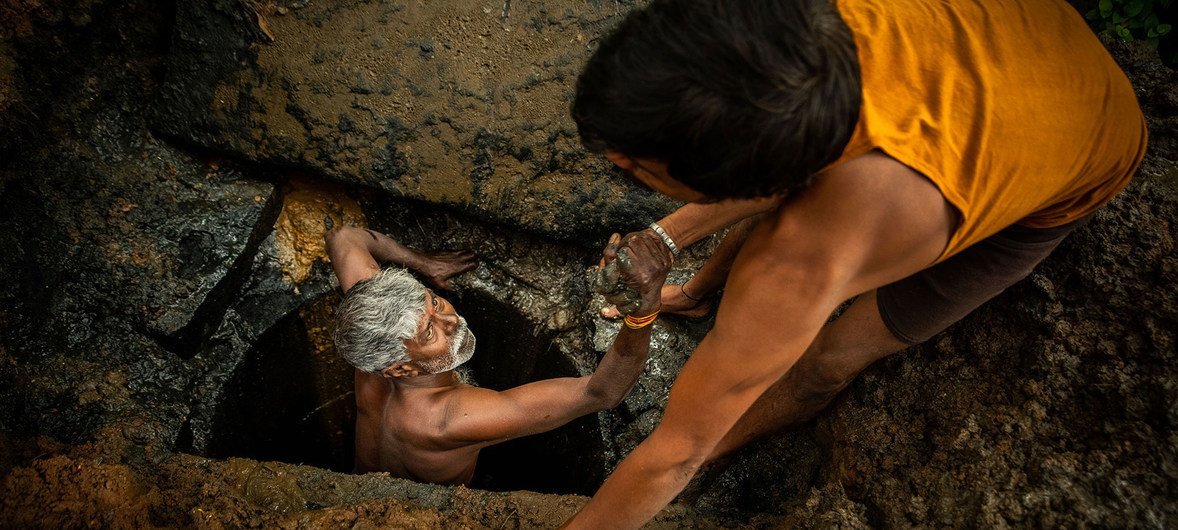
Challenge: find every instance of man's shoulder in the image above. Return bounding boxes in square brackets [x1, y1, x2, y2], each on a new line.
[770, 152, 936, 230]
[435, 383, 502, 412]
[354, 370, 389, 407]
[820, 151, 925, 187]
[394, 384, 495, 427]
[402, 384, 507, 448]
[749, 150, 954, 284]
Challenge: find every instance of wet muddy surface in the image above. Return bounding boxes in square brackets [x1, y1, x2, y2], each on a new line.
[2, 0, 1177, 527]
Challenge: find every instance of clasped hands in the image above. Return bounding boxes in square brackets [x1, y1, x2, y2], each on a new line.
[593, 229, 673, 317]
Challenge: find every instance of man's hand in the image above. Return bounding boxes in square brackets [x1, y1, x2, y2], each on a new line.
[326, 226, 477, 293]
[595, 230, 673, 316]
[419, 249, 478, 291]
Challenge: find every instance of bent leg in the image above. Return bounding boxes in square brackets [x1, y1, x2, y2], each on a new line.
[708, 290, 906, 460]
[708, 214, 1094, 461]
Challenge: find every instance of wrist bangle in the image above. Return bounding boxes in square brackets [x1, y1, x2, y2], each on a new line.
[623, 310, 660, 329]
[680, 283, 704, 302]
[648, 222, 679, 257]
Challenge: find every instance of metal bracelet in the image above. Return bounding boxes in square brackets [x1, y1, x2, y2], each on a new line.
[648, 222, 680, 257]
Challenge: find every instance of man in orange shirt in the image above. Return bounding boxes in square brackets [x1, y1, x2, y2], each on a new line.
[563, 0, 1146, 526]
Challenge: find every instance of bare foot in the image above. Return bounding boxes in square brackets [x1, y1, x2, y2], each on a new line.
[600, 283, 712, 319]
[420, 250, 478, 290]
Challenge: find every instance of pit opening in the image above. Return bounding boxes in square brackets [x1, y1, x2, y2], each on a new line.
[199, 287, 610, 495]
[203, 293, 356, 472]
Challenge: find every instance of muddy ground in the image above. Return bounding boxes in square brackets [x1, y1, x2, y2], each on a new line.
[1, 0, 1176, 528]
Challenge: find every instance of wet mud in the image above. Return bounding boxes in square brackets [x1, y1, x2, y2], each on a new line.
[1, 0, 1177, 527]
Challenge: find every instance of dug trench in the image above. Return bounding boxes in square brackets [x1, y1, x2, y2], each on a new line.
[2, 0, 1178, 527]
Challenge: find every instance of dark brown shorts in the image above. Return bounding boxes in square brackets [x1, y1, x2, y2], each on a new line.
[876, 214, 1094, 344]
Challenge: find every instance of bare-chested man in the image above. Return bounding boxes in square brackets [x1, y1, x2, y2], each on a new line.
[324, 226, 669, 485]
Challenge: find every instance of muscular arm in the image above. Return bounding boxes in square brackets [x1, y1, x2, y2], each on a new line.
[565, 153, 956, 528]
[438, 233, 671, 448]
[439, 323, 654, 447]
[325, 226, 475, 292]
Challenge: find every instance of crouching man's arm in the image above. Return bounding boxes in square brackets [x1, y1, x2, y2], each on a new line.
[325, 226, 477, 292]
[437, 232, 672, 448]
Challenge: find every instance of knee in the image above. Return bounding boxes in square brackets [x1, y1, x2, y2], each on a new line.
[794, 345, 859, 399]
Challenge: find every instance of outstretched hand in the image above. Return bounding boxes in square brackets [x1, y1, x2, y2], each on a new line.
[594, 230, 673, 316]
[420, 250, 478, 291]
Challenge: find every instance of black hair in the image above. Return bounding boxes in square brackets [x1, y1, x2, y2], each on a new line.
[572, 0, 861, 199]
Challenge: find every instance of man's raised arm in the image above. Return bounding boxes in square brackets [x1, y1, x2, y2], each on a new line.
[435, 232, 672, 447]
[325, 226, 476, 292]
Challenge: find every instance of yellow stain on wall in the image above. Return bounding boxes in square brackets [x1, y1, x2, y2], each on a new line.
[274, 178, 366, 285]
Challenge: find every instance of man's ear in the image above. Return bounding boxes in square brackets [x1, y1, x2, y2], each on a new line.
[605, 151, 635, 171]
[380, 363, 420, 379]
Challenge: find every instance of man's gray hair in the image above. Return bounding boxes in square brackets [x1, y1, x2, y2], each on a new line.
[334, 267, 427, 373]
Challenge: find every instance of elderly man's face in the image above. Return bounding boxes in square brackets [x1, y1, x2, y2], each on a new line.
[404, 288, 476, 374]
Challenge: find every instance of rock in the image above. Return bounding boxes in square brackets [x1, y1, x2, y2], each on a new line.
[152, 0, 678, 242]
[182, 231, 339, 454]
[137, 172, 278, 352]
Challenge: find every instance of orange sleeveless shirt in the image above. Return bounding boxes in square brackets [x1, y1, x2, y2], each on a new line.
[830, 0, 1147, 261]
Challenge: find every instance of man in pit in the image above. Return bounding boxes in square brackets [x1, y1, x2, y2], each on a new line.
[562, 0, 1147, 526]
[324, 225, 670, 485]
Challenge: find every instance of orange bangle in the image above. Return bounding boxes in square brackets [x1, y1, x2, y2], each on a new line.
[623, 310, 660, 329]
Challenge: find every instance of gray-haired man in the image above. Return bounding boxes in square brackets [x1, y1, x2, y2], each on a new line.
[326, 226, 669, 485]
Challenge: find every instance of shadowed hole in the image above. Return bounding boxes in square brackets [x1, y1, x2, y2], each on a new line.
[199, 287, 610, 495]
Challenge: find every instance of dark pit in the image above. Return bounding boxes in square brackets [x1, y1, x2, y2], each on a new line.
[201, 293, 356, 472]
[198, 287, 609, 495]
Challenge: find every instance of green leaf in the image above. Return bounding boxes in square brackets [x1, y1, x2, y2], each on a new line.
[1125, 0, 1145, 17]
[1148, 27, 1159, 37]
[1113, 12, 1126, 23]
[1100, 0, 1114, 14]
[1158, 23, 1173, 35]
[1086, 8, 1101, 20]
[1119, 26, 1133, 39]
[1146, 13, 1160, 27]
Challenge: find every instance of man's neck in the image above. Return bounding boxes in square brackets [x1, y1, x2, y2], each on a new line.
[391, 370, 460, 389]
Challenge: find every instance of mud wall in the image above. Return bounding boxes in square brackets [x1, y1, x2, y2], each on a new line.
[152, 0, 676, 242]
[1, 0, 1176, 528]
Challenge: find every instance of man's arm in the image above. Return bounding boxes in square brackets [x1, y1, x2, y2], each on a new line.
[325, 226, 476, 292]
[436, 233, 672, 447]
[654, 196, 781, 250]
[566, 209, 851, 527]
[564, 153, 956, 527]
[439, 324, 654, 447]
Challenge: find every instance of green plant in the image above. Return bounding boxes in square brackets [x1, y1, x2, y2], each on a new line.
[1086, 0, 1173, 46]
